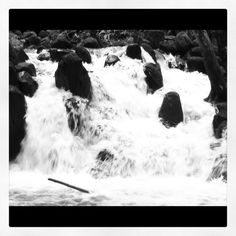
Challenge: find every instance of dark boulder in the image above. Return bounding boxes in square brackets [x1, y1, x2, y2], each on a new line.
[143, 30, 165, 49]
[126, 44, 142, 60]
[213, 103, 227, 139]
[189, 46, 202, 57]
[175, 31, 193, 55]
[186, 56, 206, 73]
[104, 55, 120, 67]
[143, 62, 163, 93]
[9, 85, 26, 161]
[13, 30, 22, 37]
[141, 43, 157, 63]
[75, 46, 92, 64]
[38, 30, 49, 38]
[51, 32, 73, 49]
[55, 53, 92, 99]
[49, 49, 74, 62]
[97, 149, 114, 162]
[9, 31, 23, 48]
[40, 36, 52, 48]
[22, 31, 37, 39]
[80, 37, 100, 48]
[36, 46, 45, 54]
[159, 38, 177, 55]
[24, 34, 41, 48]
[9, 61, 19, 86]
[15, 62, 36, 76]
[37, 52, 50, 61]
[18, 71, 38, 97]
[159, 91, 184, 128]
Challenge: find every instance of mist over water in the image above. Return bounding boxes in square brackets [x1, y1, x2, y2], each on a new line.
[9, 47, 227, 206]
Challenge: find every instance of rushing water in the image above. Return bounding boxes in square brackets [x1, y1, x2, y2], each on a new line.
[9, 47, 227, 206]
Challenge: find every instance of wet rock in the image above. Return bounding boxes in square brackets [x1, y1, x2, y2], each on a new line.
[24, 34, 41, 48]
[18, 71, 38, 97]
[189, 46, 202, 57]
[22, 31, 37, 39]
[9, 41, 28, 65]
[9, 32, 24, 48]
[159, 38, 177, 55]
[213, 103, 227, 139]
[40, 36, 52, 49]
[9, 85, 26, 161]
[143, 62, 163, 93]
[143, 30, 165, 49]
[97, 149, 114, 162]
[37, 52, 50, 61]
[55, 53, 92, 99]
[15, 62, 36, 76]
[159, 91, 184, 127]
[38, 30, 49, 38]
[75, 46, 92, 64]
[9, 61, 19, 86]
[126, 44, 142, 60]
[36, 46, 45, 54]
[51, 32, 73, 49]
[207, 154, 227, 182]
[186, 56, 206, 73]
[80, 37, 100, 48]
[49, 48, 74, 62]
[141, 43, 157, 63]
[167, 55, 186, 71]
[175, 31, 193, 55]
[104, 55, 120, 67]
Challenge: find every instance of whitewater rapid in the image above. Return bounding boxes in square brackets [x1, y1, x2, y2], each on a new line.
[9, 47, 227, 206]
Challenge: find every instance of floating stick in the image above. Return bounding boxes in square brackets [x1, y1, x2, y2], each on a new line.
[48, 178, 90, 194]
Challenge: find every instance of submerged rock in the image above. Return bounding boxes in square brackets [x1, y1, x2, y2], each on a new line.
[18, 71, 38, 97]
[143, 62, 163, 93]
[55, 53, 92, 99]
[9, 85, 26, 161]
[213, 103, 227, 139]
[97, 149, 114, 162]
[159, 91, 184, 127]
[37, 52, 50, 61]
[207, 154, 227, 182]
[15, 62, 37, 76]
[126, 44, 142, 60]
[104, 55, 120, 67]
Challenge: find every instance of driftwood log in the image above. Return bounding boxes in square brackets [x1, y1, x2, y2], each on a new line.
[48, 178, 90, 194]
[195, 30, 227, 103]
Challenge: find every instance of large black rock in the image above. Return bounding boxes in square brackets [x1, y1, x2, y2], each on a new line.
[49, 49, 74, 62]
[141, 43, 157, 63]
[80, 37, 100, 48]
[15, 62, 37, 76]
[104, 55, 120, 67]
[51, 32, 73, 49]
[159, 91, 184, 128]
[18, 71, 38, 97]
[55, 53, 92, 99]
[126, 44, 142, 60]
[9, 43, 29, 65]
[186, 56, 206, 74]
[75, 46, 92, 64]
[143, 62, 163, 93]
[9, 85, 26, 161]
[143, 30, 165, 49]
[9, 61, 19, 86]
[175, 31, 193, 55]
[24, 34, 41, 48]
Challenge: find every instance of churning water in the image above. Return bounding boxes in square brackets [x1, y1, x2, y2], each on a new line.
[9, 47, 227, 206]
